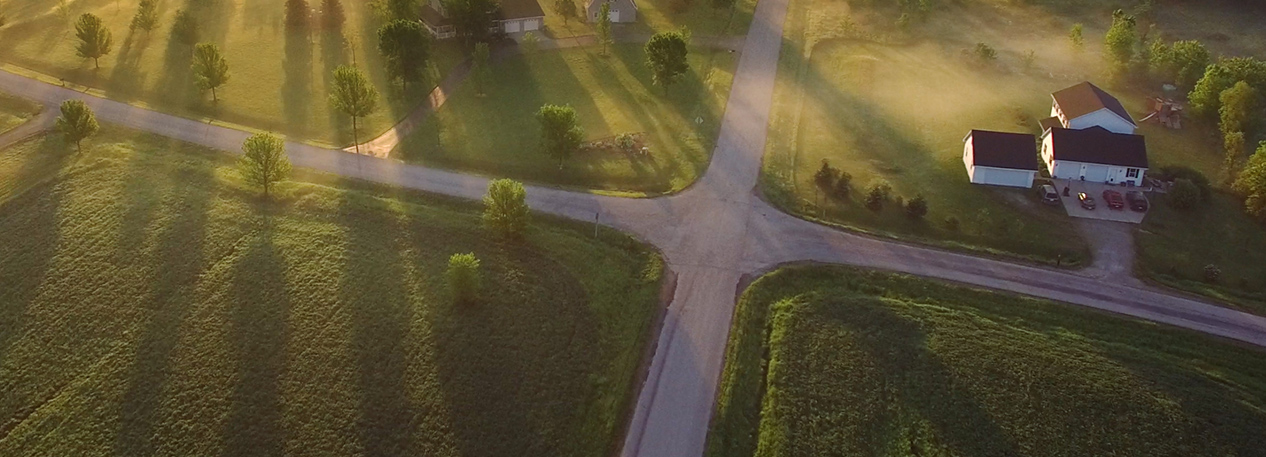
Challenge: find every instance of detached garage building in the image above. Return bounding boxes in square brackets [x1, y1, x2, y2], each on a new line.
[962, 130, 1039, 188]
[421, 0, 544, 39]
[1041, 126, 1148, 186]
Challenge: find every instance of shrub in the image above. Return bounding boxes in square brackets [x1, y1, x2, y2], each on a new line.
[1167, 178, 1201, 210]
[1204, 263, 1221, 283]
[447, 253, 482, 303]
[813, 159, 839, 193]
[483, 178, 530, 237]
[975, 42, 997, 62]
[865, 182, 891, 212]
[616, 133, 636, 153]
[906, 195, 928, 220]
[944, 216, 960, 231]
[1154, 165, 1211, 200]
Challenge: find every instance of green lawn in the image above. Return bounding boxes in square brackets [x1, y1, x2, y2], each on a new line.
[0, 0, 462, 146]
[394, 43, 737, 195]
[0, 92, 40, 135]
[707, 265, 1266, 457]
[0, 126, 663, 456]
[542, 0, 757, 39]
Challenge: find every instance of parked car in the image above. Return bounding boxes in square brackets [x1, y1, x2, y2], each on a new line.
[1102, 190, 1126, 210]
[1126, 191, 1149, 212]
[1039, 185, 1060, 205]
[1078, 192, 1096, 210]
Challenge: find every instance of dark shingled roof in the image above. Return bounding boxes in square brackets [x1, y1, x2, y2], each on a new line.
[1047, 127, 1149, 168]
[499, 0, 545, 20]
[1038, 116, 1063, 132]
[967, 130, 1039, 171]
[1052, 82, 1137, 127]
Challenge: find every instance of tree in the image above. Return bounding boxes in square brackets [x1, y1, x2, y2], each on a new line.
[172, 9, 199, 45]
[554, 0, 577, 25]
[322, 0, 345, 29]
[536, 104, 583, 167]
[329, 65, 379, 154]
[521, 31, 540, 54]
[1233, 142, 1266, 218]
[645, 31, 689, 88]
[596, 2, 612, 55]
[286, 0, 309, 28]
[1223, 130, 1246, 186]
[130, 0, 159, 32]
[378, 19, 431, 90]
[471, 42, 490, 95]
[831, 171, 852, 201]
[974, 42, 997, 63]
[238, 132, 292, 197]
[812, 159, 838, 207]
[1068, 23, 1084, 53]
[865, 181, 891, 212]
[56, 100, 98, 152]
[75, 13, 113, 69]
[1189, 57, 1266, 116]
[387, 0, 418, 20]
[1219, 81, 1258, 137]
[446, 253, 481, 304]
[1161, 40, 1210, 87]
[906, 194, 928, 220]
[192, 43, 230, 102]
[1103, 9, 1137, 72]
[442, 0, 498, 43]
[1167, 178, 1200, 211]
[1154, 165, 1212, 201]
[483, 178, 530, 237]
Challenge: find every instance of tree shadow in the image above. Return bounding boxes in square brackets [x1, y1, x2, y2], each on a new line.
[320, 28, 350, 145]
[154, 16, 199, 113]
[283, 29, 315, 139]
[106, 29, 153, 100]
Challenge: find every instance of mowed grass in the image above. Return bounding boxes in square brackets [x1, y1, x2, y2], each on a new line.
[0, 92, 40, 135]
[0, 126, 663, 456]
[395, 43, 737, 194]
[0, 0, 462, 146]
[707, 265, 1266, 457]
[541, 0, 757, 39]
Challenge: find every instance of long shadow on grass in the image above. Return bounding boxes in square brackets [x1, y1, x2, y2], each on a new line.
[106, 29, 151, 101]
[114, 141, 215, 456]
[283, 29, 315, 139]
[321, 28, 350, 145]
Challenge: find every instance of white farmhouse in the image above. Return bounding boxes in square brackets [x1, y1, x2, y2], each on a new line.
[1044, 81, 1138, 135]
[1041, 126, 1148, 186]
[962, 130, 1039, 188]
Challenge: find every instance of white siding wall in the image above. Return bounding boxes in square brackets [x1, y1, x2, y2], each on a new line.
[969, 166, 1035, 188]
[1050, 160, 1146, 185]
[1067, 108, 1136, 134]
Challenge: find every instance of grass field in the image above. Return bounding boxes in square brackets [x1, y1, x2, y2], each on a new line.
[707, 265, 1266, 457]
[0, 126, 664, 456]
[542, 0, 757, 39]
[0, 92, 40, 135]
[0, 0, 463, 146]
[395, 43, 737, 194]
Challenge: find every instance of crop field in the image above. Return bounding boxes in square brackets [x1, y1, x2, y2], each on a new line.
[0, 126, 663, 456]
[0, 0, 462, 146]
[395, 43, 738, 194]
[707, 265, 1266, 457]
[0, 92, 40, 135]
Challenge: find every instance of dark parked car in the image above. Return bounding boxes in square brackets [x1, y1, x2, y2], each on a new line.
[1102, 190, 1126, 210]
[1078, 192, 1096, 210]
[1126, 191, 1149, 212]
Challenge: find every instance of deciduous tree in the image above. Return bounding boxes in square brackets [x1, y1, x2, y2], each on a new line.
[192, 42, 230, 102]
[378, 19, 431, 90]
[330, 65, 379, 154]
[322, 0, 345, 29]
[1103, 9, 1136, 73]
[238, 132, 292, 197]
[442, 0, 498, 43]
[387, 0, 418, 20]
[906, 194, 928, 220]
[1219, 80, 1258, 137]
[130, 0, 159, 32]
[596, 2, 612, 55]
[1233, 142, 1266, 219]
[446, 253, 481, 303]
[1189, 57, 1266, 116]
[536, 104, 583, 167]
[554, 0, 577, 25]
[56, 99, 98, 152]
[483, 178, 530, 237]
[1168, 178, 1200, 211]
[172, 9, 200, 45]
[645, 30, 689, 87]
[75, 13, 113, 69]
[1068, 23, 1084, 52]
[1223, 130, 1245, 186]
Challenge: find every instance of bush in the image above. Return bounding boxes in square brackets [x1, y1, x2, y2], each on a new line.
[1167, 178, 1201, 210]
[865, 182, 891, 212]
[830, 171, 853, 201]
[483, 179, 530, 237]
[616, 133, 636, 153]
[906, 195, 928, 220]
[813, 159, 839, 193]
[447, 253, 482, 303]
[975, 42, 997, 62]
[944, 216, 960, 231]
[1154, 165, 1211, 200]
[1204, 263, 1221, 283]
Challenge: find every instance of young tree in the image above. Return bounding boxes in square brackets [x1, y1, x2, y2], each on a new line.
[1103, 9, 1137, 72]
[812, 159, 838, 206]
[865, 181, 891, 212]
[831, 171, 852, 201]
[645, 30, 689, 88]
[172, 9, 200, 45]
[554, 0, 577, 25]
[536, 104, 584, 167]
[1233, 142, 1266, 218]
[483, 178, 530, 237]
[596, 2, 612, 55]
[446, 253, 481, 304]
[329, 65, 379, 154]
[130, 0, 159, 32]
[521, 31, 540, 54]
[905, 194, 929, 220]
[75, 13, 113, 69]
[1219, 81, 1258, 137]
[322, 0, 345, 30]
[471, 42, 490, 95]
[378, 19, 431, 90]
[1068, 23, 1084, 53]
[192, 43, 230, 102]
[238, 132, 292, 197]
[286, 0, 309, 28]
[442, 0, 498, 43]
[56, 99, 98, 152]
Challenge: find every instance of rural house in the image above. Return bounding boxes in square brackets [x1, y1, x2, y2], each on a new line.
[586, 0, 638, 23]
[421, 0, 545, 39]
[1042, 81, 1138, 135]
[962, 130, 1039, 188]
[1041, 127, 1148, 186]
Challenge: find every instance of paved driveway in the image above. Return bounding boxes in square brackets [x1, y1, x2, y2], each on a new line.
[1055, 179, 1148, 224]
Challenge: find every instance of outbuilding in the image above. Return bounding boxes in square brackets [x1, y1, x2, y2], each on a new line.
[586, 0, 638, 23]
[1041, 126, 1148, 186]
[962, 130, 1039, 188]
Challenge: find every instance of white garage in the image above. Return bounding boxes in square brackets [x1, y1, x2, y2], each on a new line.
[1041, 126, 1148, 186]
[963, 130, 1039, 188]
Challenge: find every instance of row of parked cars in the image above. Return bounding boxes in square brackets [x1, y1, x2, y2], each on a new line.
[1039, 185, 1148, 212]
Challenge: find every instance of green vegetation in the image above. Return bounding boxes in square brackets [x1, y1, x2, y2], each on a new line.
[55, 99, 98, 152]
[396, 43, 738, 195]
[0, 0, 461, 145]
[707, 265, 1266, 457]
[238, 132, 293, 196]
[377, 19, 431, 91]
[330, 65, 380, 154]
[0, 126, 663, 456]
[646, 31, 690, 87]
[597, 2, 613, 55]
[0, 92, 39, 135]
[537, 103, 585, 166]
[192, 43, 231, 102]
[483, 178, 531, 238]
[73, 13, 113, 69]
[446, 252, 482, 303]
[540, 0, 757, 40]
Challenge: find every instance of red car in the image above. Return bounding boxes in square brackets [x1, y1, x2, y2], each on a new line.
[1102, 190, 1126, 210]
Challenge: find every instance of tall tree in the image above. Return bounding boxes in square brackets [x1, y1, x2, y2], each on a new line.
[645, 30, 689, 88]
[192, 43, 230, 102]
[1219, 80, 1258, 137]
[1103, 9, 1136, 72]
[553, 0, 577, 25]
[387, 0, 418, 20]
[442, 0, 498, 43]
[286, 0, 309, 28]
[74, 13, 113, 69]
[238, 132, 292, 197]
[322, 0, 345, 29]
[483, 178, 530, 238]
[130, 0, 159, 32]
[330, 65, 379, 154]
[471, 42, 490, 95]
[596, 2, 612, 55]
[377, 19, 431, 90]
[172, 9, 200, 45]
[1233, 142, 1266, 219]
[536, 104, 583, 167]
[56, 100, 99, 152]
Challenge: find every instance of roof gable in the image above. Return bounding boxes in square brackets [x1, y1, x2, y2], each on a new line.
[1046, 127, 1148, 168]
[1052, 82, 1136, 127]
[967, 130, 1039, 171]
